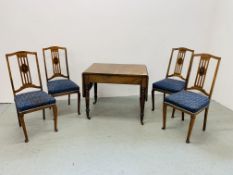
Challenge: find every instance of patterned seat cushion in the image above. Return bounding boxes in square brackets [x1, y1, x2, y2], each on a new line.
[15, 91, 56, 112]
[165, 90, 210, 113]
[47, 79, 79, 95]
[152, 78, 185, 93]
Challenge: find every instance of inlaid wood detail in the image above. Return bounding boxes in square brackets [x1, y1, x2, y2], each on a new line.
[53, 57, 59, 65]
[21, 64, 29, 73]
[198, 66, 206, 76]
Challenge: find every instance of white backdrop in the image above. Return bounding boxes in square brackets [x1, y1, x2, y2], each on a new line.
[207, 0, 233, 110]
[1, 0, 231, 110]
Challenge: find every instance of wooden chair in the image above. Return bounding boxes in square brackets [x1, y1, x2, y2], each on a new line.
[42, 46, 81, 115]
[151, 47, 194, 119]
[6, 51, 58, 143]
[162, 53, 221, 143]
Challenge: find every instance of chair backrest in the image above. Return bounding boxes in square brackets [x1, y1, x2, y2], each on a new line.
[186, 53, 221, 99]
[6, 51, 43, 96]
[42, 46, 70, 82]
[166, 47, 194, 83]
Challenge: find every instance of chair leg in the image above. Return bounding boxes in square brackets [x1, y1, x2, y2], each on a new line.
[42, 109, 45, 120]
[162, 103, 167, 129]
[52, 105, 58, 132]
[68, 94, 71, 105]
[17, 112, 21, 127]
[77, 91, 81, 115]
[19, 113, 29, 143]
[151, 89, 155, 111]
[171, 108, 175, 118]
[182, 112, 184, 121]
[203, 107, 209, 131]
[186, 115, 196, 143]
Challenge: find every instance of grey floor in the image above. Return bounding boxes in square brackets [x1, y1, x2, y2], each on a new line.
[0, 95, 233, 175]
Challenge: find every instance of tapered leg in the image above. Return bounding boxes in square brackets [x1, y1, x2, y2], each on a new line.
[77, 91, 81, 115]
[151, 89, 155, 111]
[43, 109, 45, 120]
[93, 83, 97, 104]
[140, 86, 146, 125]
[85, 84, 90, 120]
[171, 108, 175, 118]
[203, 107, 209, 131]
[19, 113, 29, 143]
[145, 86, 148, 102]
[163, 93, 166, 101]
[52, 105, 58, 132]
[68, 94, 71, 105]
[186, 115, 196, 143]
[162, 104, 167, 129]
[17, 112, 21, 127]
[182, 112, 184, 121]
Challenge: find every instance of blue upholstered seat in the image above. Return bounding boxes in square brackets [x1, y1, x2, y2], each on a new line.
[165, 91, 210, 113]
[47, 79, 79, 95]
[15, 91, 56, 112]
[153, 78, 185, 93]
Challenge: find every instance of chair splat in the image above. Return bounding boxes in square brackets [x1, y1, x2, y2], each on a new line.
[174, 49, 186, 79]
[51, 48, 62, 76]
[17, 52, 33, 87]
[194, 55, 210, 88]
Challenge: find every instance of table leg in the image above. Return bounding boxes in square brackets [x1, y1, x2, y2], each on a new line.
[145, 77, 149, 102]
[93, 83, 98, 104]
[145, 87, 148, 102]
[140, 85, 146, 125]
[85, 84, 91, 120]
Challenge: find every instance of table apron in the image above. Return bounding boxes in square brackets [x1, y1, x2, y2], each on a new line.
[85, 74, 147, 85]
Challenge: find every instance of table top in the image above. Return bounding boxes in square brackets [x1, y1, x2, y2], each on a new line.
[83, 63, 148, 77]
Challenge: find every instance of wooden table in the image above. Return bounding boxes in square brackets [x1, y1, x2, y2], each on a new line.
[82, 63, 149, 125]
